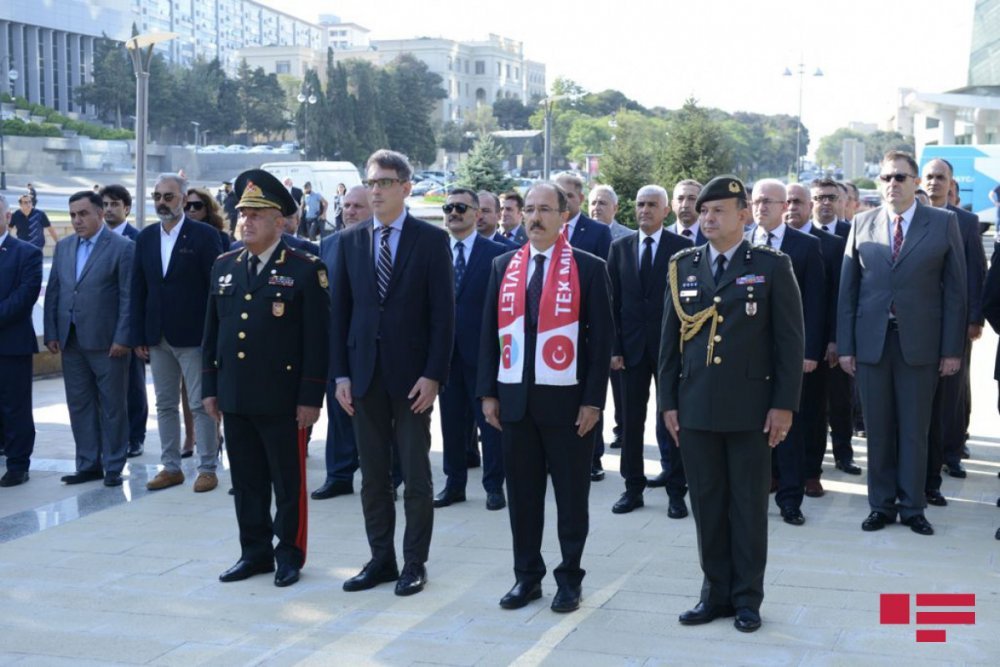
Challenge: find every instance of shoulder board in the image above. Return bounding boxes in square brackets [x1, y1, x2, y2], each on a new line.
[751, 244, 785, 257]
[285, 245, 320, 262]
[670, 246, 699, 262]
[217, 248, 241, 260]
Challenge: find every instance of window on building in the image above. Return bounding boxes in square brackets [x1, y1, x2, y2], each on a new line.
[276, 60, 291, 74]
[475, 60, 484, 75]
[448, 56, 452, 71]
[506, 64, 510, 78]
[465, 60, 469, 74]
[497, 62, 501, 75]
[515, 67, 519, 80]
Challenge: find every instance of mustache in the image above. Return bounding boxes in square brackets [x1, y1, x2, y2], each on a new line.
[530, 222, 545, 230]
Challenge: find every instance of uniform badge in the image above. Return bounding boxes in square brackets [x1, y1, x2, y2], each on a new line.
[268, 275, 295, 287]
[272, 301, 285, 317]
[318, 269, 329, 289]
[746, 302, 758, 316]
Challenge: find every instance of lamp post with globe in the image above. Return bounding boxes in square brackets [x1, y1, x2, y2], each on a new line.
[297, 87, 318, 159]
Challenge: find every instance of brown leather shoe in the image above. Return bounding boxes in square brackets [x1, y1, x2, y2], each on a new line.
[193, 472, 218, 493]
[146, 470, 185, 491]
[804, 478, 825, 498]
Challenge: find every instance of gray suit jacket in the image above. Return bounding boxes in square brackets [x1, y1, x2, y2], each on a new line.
[837, 203, 966, 366]
[44, 227, 134, 350]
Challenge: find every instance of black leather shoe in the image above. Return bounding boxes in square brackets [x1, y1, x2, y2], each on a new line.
[734, 607, 762, 633]
[103, 472, 124, 487]
[0, 471, 29, 487]
[962, 445, 971, 459]
[835, 459, 862, 475]
[781, 507, 805, 526]
[499, 581, 542, 609]
[394, 562, 427, 596]
[228, 488, 235, 496]
[274, 563, 300, 587]
[925, 490, 948, 507]
[944, 461, 967, 478]
[646, 471, 668, 488]
[667, 496, 688, 519]
[861, 511, 893, 532]
[311, 479, 353, 500]
[678, 601, 736, 625]
[343, 560, 400, 592]
[551, 584, 581, 613]
[612, 492, 644, 514]
[590, 462, 605, 482]
[126, 442, 144, 458]
[61, 470, 103, 485]
[486, 490, 506, 511]
[609, 436, 622, 450]
[901, 514, 934, 536]
[219, 559, 275, 582]
[433, 487, 466, 508]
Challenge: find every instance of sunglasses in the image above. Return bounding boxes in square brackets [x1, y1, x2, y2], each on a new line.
[184, 201, 205, 211]
[442, 203, 475, 214]
[878, 173, 912, 183]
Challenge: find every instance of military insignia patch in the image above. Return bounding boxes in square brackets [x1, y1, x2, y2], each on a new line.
[736, 275, 766, 285]
[268, 275, 295, 287]
[318, 269, 329, 289]
[272, 301, 285, 317]
[746, 302, 758, 316]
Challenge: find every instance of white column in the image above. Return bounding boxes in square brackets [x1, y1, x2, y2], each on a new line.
[11, 22, 25, 98]
[68, 33, 81, 114]
[24, 25, 39, 104]
[81, 35, 93, 117]
[54, 31, 68, 113]
[938, 108, 956, 144]
[40, 28, 53, 108]
[0, 21, 9, 93]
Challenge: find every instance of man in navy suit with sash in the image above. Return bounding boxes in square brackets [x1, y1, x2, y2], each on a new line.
[332, 150, 454, 597]
[0, 194, 42, 487]
[607, 185, 691, 517]
[434, 188, 508, 511]
[131, 174, 224, 493]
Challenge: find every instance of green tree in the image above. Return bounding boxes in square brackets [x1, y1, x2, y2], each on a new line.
[454, 133, 514, 193]
[236, 60, 288, 143]
[74, 36, 133, 128]
[492, 98, 532, 129]
[295, 68, 326, 159]
[815, 127, 865, 169]
[864, 130, 915, 162]
[379, 54, 445, 164]
[598, 110, 660, 225]
[323, 57, 359, 161]
[344, 59, 388, 164]
[656, 98, 732, 186]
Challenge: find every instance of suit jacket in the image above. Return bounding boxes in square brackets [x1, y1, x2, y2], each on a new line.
[119, 222, 139, 241]
[331, 213, 455, 398]
[491, 230, 519, 250]
[669, 223, 707, 245]
[0, 234, 42, 355]
[454, 235, 508, 365]
[827, 219, 851, 240]
[568, 213, 612, 260]
[746, 225, 826, 362]
[290, 186, 304, 209]
[503, 225, 528, 245]
[837, 203, 967, 366]
[130, 216, 224, 348]
[231, 233, 318, 256]
[981, 246, 1000, 379]
[807, 224, 847, 345]
[608, 230, 691, 367]
[608, 220, 634, 240]
[44, 228, 134, 350]
[476, 248, 613, 424]
[946, 203, 986, 326]
[658, 242, 804, 431]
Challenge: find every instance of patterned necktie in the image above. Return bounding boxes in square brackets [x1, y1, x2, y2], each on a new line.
[714, 254, 727, 284]
[453, 240, 466, 287]
[249, 254, 260, 278]
[377, 225, 392, 302]
[892, 215, 904, 262]
[527, 254, 546, 329]
[76, 239, 92, 280]
[639, 236, 654, 291]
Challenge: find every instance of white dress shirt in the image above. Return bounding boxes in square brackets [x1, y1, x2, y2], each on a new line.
[159, 216, 187, 277]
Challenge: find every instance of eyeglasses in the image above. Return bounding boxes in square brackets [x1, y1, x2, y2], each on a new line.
[878, 173, 913, 183]
[752, 198, 784, 207]
[523, 205, 560, 215]
[184, 201, 205, 212]
[442, 203, 475, 214]
[811, 194, 839, 203]
[362, 178, 404, 189]
[152, 192, 177, 202]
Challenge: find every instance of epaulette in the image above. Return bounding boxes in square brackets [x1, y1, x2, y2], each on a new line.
[670, 246, 699, 262]
[751, 244, 785, 257]
[285, 245, 320, 262]
[217, 247, 242, 260]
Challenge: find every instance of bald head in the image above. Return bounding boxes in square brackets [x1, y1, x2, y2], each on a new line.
[342, 185, 372, 227]
[784, 183, 811, 229]
[751, 179, 787, 231]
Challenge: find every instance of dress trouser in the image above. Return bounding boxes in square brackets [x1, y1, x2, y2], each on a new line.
[926, 340, 972, 492]
[353, 356, 434, 566]
[801, 363, 831, 480]
[225, 412, 307, 568]
[126, 351, 148, 446]
[440, 355, 503, 493]
[826, 363, 855, 466]
[0, 355, 34, 473]
[680, 427, 770, 612]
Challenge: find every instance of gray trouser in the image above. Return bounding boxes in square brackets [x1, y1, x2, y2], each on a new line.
[148, 339, 218, 473]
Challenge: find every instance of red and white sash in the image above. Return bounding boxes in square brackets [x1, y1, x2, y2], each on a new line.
[497, 235, 580, 386]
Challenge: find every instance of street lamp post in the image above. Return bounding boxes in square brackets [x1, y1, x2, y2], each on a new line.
[539, 93, 577, 180]
[126, 31, 177, 228]
[0, 56, 20, 191]
[296, 87, 318, 160]
[190, 121, 200, 147]
[783, 61, 823, 181]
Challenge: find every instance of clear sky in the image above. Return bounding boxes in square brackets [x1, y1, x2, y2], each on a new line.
[261, 0, 976, 155]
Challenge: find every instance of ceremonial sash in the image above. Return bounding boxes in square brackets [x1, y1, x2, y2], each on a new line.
[497, 236, 580, 386]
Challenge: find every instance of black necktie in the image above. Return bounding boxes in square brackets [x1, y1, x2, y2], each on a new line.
[714, 254, 726, 283]
[454, 240, 466, 287]
[767, 231, 776, 248]
[527, 254, 545, 330]
[682, 228, 693, 238]
[249, 255, 260, 278]
[639, 236, 654, 291]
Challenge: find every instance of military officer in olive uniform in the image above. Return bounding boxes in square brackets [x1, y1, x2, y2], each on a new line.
[658, 176, 804, 633]
[203, 169, 330, 588]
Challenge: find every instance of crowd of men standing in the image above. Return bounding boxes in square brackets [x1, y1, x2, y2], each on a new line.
[0, 146, 998, 632]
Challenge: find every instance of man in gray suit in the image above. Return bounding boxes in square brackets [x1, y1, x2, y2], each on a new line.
[837, 151, 967, 536]
[44, 191, 134, 487]
[588, 185, 633, 240]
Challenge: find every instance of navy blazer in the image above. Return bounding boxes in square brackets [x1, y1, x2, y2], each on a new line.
[568, 213, 612, 260]
[130, 216, 223, 347]
[502, 225, 528, 245]
[0, 234, 42, 355]
[454, 235, 508, 365]
[331, 214, 455, 398]
[120, 222, 139, 241]
[982, 245, 1000, 379]
[669, 223, 707, 245]
[947, 204, 986, 326]
[491, 230, 519, 250]
[807, 224, 847, 345]
[747, 225, 826, 363]
[608, 229, 691, 367]
[320, 230, 342, 378]
[231, 233, 318, 256]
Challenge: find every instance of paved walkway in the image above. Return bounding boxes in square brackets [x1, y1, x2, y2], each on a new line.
[2, 333, 999, 665]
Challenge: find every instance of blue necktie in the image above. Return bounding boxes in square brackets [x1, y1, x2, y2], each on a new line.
[76, 239, 93, 281]
[454, 240, 466, 287]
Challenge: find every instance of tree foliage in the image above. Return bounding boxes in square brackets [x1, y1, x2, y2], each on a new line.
[453, 134, 514, 193]
[492, 98, 533, 129]
[75, 36, 134, 128]
[656, 98, 732, 186]
[815, 127, 866, 168]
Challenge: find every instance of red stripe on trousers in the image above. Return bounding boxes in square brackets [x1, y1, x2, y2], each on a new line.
[295, 427, 308, 564]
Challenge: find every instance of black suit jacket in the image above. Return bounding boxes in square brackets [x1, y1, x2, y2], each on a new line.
[569, 213, 612, 260]
[947, 204, 986, 326]
[491, 231, 520, 250]
[807, 224, 847, 345]
[120, 223, 139, 241]
[982, 246, 1000, 379]
[130, 216, 224, 347]
[290, 187, 304, 209]
[331, 214, 455, 398]
[608, 230, 692, 367]
[476, 248, 613, 425]
[0, 234, 42, 356]
[454, 235, 508, 365]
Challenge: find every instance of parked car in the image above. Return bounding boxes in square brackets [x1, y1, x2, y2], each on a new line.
[226, 144, 249, 153]
[410, 179, 444, 196]
[198, 144, 225, 153]
[247, 145, 275, 153]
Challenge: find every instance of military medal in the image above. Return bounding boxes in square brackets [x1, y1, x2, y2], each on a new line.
[746, 301, 757, 316]
[272, 301, 285, 317]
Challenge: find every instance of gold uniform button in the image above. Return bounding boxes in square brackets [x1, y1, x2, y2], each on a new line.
[713, 356, 722, 365]
[237, 352, 246, 359]
[713, 296, 722, 303]
[238, 332, 246, 339]
[241, 312, 249, 320]
[286, 365, 292, 371]
[714, 335, 722, 342]
[244, 294, 252, 301]
[717, 316, 724, 323]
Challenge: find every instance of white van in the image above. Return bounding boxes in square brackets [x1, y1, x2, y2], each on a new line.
[259, 161, 362, 199]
